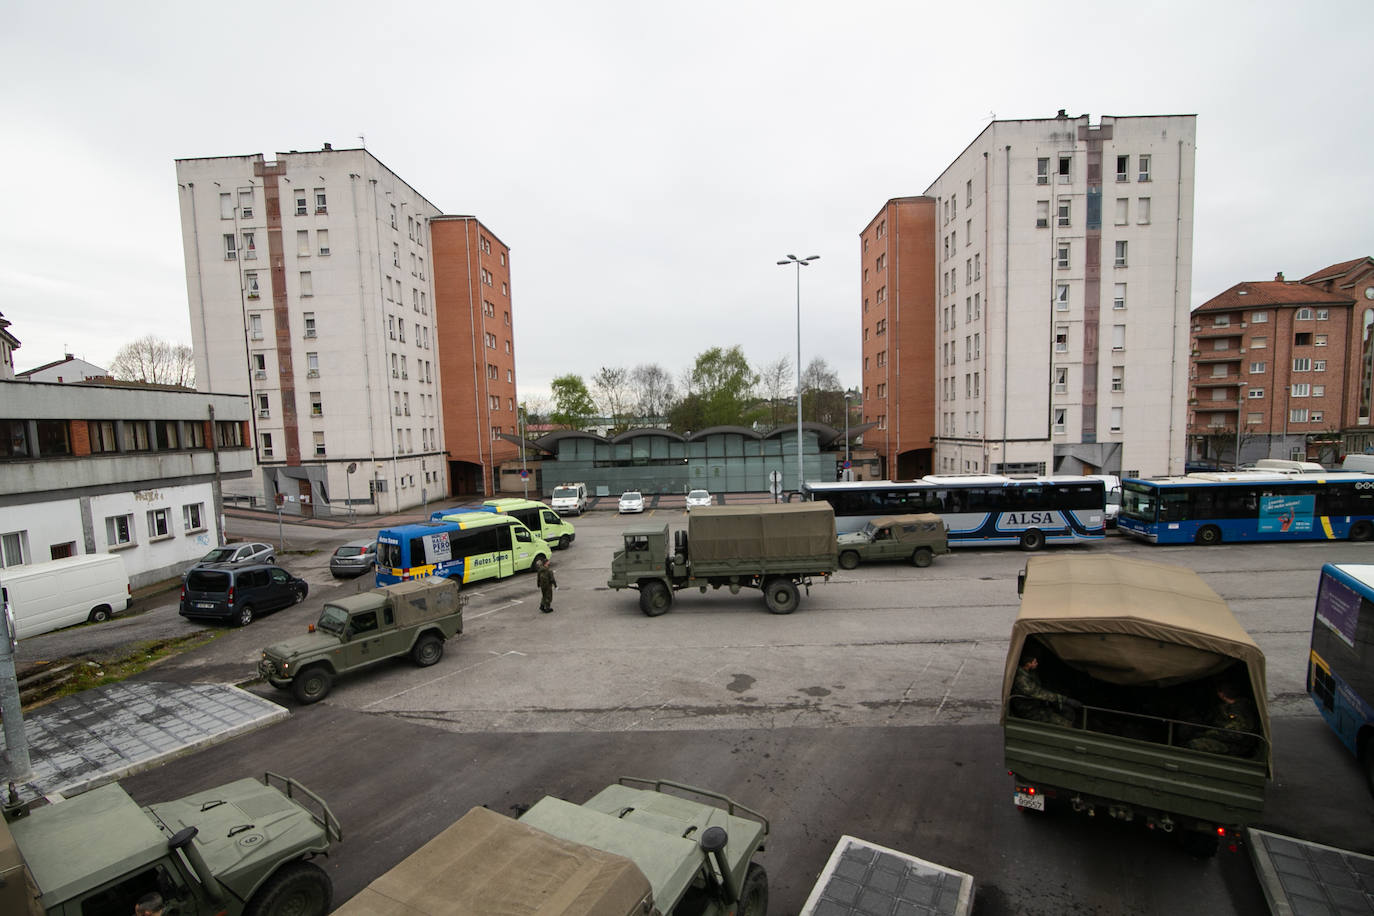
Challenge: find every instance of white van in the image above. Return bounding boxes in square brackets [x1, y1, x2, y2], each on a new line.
[550, 482, 588, 516]
[1341, 454, 1374, 474]
[1, 554, 130, 639]
[1086, 474, 1122, 527]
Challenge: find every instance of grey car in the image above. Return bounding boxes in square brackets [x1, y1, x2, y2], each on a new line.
[329, 539, 377, 578]
[198, 541, 275, 565]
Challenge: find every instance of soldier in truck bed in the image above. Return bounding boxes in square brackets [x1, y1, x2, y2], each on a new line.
[1185, 681, 1259, 756]
[1012, 651, 1082, 728]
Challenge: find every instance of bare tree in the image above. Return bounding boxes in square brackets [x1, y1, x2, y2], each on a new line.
[629, 363, 677, 420]
[591, 366, 633, 433]
[801, 357, 842, 424]
[756, 355, 792, 431]
[521, 395, 551, 428]
[109, 335, 195, 387]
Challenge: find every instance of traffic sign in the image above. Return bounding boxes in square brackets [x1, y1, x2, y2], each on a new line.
[519, 469, 530, 480]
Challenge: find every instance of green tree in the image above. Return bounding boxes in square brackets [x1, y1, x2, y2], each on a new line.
[689, 346, 758, 427]
[550, 374, 597, 430]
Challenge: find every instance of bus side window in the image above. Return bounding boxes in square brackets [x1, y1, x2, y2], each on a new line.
[1162, 492, 1190, 522]
[409, 537, 427, 566]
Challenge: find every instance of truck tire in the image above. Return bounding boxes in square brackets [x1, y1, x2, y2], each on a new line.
[639, 581, 672, 616]
[912, 547, 933, 568]
[88, 605, 112, 623]
[764, 578, 799, 614]
[292, 666, 333, 705]
[838, 550, 860, 570]
[1195, 525, 1222, 546]
[412, 634, 444, 667]
[244, 860, 332, 916]
[1019, 529, 1045, 551]
[236, 604, 255, 627]
[738, 862, 769, 916]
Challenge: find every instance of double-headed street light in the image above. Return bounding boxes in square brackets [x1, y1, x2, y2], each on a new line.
[843, 390, 853, 479]
[777, 254, 819, 493]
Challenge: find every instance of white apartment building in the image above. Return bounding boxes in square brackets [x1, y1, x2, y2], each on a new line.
[176, 147, 449, 515]
[924, 112, 1195, 478]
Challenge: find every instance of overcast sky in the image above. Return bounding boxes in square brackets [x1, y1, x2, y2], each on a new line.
[4, 1, 1372, 403]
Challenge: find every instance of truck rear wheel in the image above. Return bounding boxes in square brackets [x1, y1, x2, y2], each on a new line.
[912, 547, 933, 567]
[764, 578, 799, 614]
[639, 581, 672, 616]
[739, 862, 769, 916]
[838, 550, 860, 570]
[292, 667, 333, 705]
[412, 634, 444, 667]
[245, 860, 332, 916]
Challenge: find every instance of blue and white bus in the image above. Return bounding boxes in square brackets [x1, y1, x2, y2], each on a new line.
[801, 475, 1105, 549]
[1118, 471, 1374, 545]
[1308, 563, 1374, 794]
[376, 512, 551, 586]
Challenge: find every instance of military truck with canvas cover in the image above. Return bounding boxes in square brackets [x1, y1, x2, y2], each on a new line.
[260, 577, 464, 704]
[0, 772, 340, 916]
[332, 777, 769, 916]
[836, 513, 950, 569]
[1003, 554, 1271, 856]
[607, 503, 837, 615]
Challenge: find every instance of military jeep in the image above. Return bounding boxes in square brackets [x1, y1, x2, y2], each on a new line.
[259, 577, 464, 704]
[836, 513, 950, 569]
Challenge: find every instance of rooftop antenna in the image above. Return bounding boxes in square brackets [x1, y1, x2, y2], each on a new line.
[358, 133, 366, 148]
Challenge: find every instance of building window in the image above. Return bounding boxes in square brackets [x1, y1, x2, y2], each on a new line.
[317, 228, 330, 256]
[1115, 155, 1129, 182]
[1054, 366, 1068, 394]
[1, 530, 27, 567]
[1291, 383, 1311, 397]
[1137, 198, 1151, 225]
[1138, 154, 1151, 182]
[310, 391, 323, 416]
[876, 350, 886, 368]
[1114, 198, 1128, 226]
[1053, 408, 1066, 433]
[1058, 155, 1072, 183]
[1213, 315, 1230, 327]
[1295, 333, 1312, 347]
[1313, 359, 1327, 371]
[393, 243, 400, 267]
[1112, 324, 1126, 351]
[295, 190, 307, 216]
[1110, 407, 1123, 432]
[313, 432, 326, 457]
[1289, 408, 1310, 423]
[1036, 200, 1049, 228]
[486, 331, 496, 349]
[1057, 243, 1070, 269]
[1251, 336, 1267, 349]
[1313, 385, 1326, 397]
[245, 272, 260, 301]
[1251, 311, 1268, 323]
[974, 254, 980, 280]
[261, 432, 274, 458]
[1036, 158, 1050, 185]
[1315, 334, 1328, 347]
[147, 508, 171, 540]
[242, 231, 256, 259]
[299, 271, 313, 297]
[297, 229, 310, 257]
[966, 179, 973, 207]
[398, 319, 406, 343]
[314, 188, 327, 213]
[1056, 284, 1070, 310]
[224, 234, 237, 260]
[88, 420, 118, 453]
[1111, 366, 1124, 392]
[1247, 412, 1263, 425]
[1312, 411, 1324, 423]
[1250, 361, 1266, 374]
[1114, 240, 1128, 267]
[257, 393, 270, 418]
[1249, 388, 1265, 399]
[219, 192, 233, 219]
[238, 189, 254, 219]
[307, 352, 319, 377]
[1316, 309, 1329, 320]
[1055, 325, 1069, 353]
[183, 503, 205, 532]
[1293, 357, 1312, 371]
[105, 514, 135, 547]
[1057, 198, 1071, 227]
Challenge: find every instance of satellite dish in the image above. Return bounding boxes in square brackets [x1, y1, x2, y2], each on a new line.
[346, 462, 357, 474]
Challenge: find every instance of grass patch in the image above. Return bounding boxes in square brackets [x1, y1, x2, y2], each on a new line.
[21, 631, 224, 709]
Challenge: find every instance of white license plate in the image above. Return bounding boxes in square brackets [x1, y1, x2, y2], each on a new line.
[195, 602, 215, 609]
[1015, 791, 1044, 811]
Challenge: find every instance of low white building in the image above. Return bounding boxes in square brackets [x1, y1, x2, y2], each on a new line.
[0, 380, 253, 588]
[17, 353, 109, 384]
[924, 111, 1195, 478]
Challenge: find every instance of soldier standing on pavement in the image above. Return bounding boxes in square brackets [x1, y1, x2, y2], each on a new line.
[537, 560, 557, 613]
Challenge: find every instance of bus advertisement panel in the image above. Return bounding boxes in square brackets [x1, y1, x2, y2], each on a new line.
[1119, 471, 1374, 545]
[802, 475, 1105, 549]
[376, 513, 550, 586]
[1308, 563, 1374, 793]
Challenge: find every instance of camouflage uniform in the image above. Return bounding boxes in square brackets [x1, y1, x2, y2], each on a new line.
[537, 563, 557, 613]
[1186, 694, 1258, 756]
[1012, 665, 1077, 728]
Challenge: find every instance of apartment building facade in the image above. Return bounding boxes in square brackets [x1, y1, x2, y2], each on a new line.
[1189, 258, 1374, 465]
[859, 197, 937, 478]
[916, 112, 1195, 479]
[431, 217, 521, 495]
[176, 147, 449, 515]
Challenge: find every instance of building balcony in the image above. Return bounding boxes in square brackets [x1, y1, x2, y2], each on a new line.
[1191, 325, 1246, 339]
[1194, 353, 1243, 364]
[1193, 401, 1241, 414]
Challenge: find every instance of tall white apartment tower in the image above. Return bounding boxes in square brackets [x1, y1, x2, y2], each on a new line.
[176, 147, 448, 515]
[924, 112, 1195, 478]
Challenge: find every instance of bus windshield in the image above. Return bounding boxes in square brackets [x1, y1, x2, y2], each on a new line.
[1120, 482, 1157, 522]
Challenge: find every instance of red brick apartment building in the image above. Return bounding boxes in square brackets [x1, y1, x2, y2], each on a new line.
[1189, 257, 1374, 465]
[859, 197, 937, 479]
[431, 216, 520, 495]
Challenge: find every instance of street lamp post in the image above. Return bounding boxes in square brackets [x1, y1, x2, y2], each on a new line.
[843, 390, 852, 480]
[519, 403, 529, 498]
[777, 254, 819, 493]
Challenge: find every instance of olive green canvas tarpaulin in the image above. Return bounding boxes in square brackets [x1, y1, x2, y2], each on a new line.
[686, 503, 836, 563]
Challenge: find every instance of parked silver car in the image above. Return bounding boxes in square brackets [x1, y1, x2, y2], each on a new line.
[618, 490, 645, 514]
[686, 488, 713, 508]
[197, 542, 275, 565]
[330, 538, 378, 578]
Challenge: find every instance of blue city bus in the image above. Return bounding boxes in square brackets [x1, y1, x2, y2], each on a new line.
[801, 475, 1105, 550]
[375, 512, 551, 586]
[1118, 471, 1374, 545]
[1308, 563, 1374, 794]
